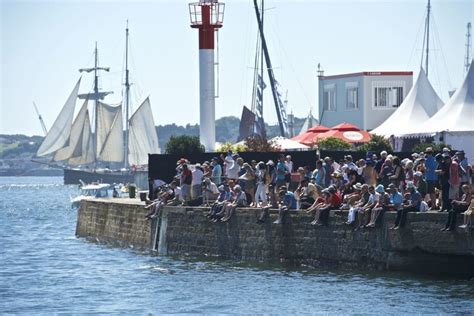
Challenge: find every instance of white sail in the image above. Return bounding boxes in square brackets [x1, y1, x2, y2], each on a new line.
[36, 78, 81, 156]
[128, 97, 160, 166]
[96, 102, 124, 162]
[68, 110, 94, 165]
[298, 111, 318, 135]
[53, 100, 88, 162]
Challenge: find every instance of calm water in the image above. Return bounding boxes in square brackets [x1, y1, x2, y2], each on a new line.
[1, 177, 473, 314]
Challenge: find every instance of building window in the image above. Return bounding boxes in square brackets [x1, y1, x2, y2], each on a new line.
[373, 82, 404, 108]
[346, 87, 358, 109]
[323, 85, 336, 111]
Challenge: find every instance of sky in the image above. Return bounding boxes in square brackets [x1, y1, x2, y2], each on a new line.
[1, 0, 472, 136]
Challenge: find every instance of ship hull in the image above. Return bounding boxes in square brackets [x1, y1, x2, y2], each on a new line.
[63, 168, 134, 185]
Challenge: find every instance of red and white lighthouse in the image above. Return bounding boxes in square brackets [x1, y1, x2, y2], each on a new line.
[189, 0, 225, 151]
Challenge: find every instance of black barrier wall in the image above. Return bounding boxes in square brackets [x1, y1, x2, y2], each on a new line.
[148, 150, 414, 183]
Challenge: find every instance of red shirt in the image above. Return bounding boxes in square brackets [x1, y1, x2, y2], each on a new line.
[449, 161, 460, 186]
[329, 192, 342, 207]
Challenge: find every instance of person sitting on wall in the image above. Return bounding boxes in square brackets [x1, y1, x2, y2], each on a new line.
[356, 185, 377, 229]
[295, 177, 317, 209]
[459, 198, 474, 229]
[443, 184, 472, 231]
[202, 177, 220, 206]
[345, 184, 369, 226]
[145, 182, 177, 220]
[340, 183, 363, 210]
[166, 177, 183, 206]
[221, 185, 247, 222]
[311, 186, 342, 226]
[208, 184, 233, 221]
[367, 184, 400, 228]
[273, 186, 297, 224]
[413, 171, 427, 199]
[390, 181, 422, 230]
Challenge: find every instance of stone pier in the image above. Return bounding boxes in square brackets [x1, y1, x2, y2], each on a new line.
[76, 199, 474, 278]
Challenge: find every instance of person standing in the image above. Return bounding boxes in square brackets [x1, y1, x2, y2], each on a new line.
[276, 154, 287, 190]
[211, 157, 222, 186]
[456, 151, 470, 187]
[191, 164, 204, 199]
[424, 147, 438, 210]
[447, 155, 460, 202]
[180, 164, 192, 202]
[436, 153, 450, 212]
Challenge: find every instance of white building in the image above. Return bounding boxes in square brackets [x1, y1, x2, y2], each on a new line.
[318, 71, 413, 130]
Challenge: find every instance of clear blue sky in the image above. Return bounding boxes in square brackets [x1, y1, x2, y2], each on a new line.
[1, 0, 472, 136]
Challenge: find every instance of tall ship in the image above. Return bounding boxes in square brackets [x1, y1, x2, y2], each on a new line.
[35, 24, 160, 185]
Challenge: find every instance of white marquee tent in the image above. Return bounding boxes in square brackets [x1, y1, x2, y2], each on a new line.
[401, 61, 474, 158]
[371, 68, 443, 137]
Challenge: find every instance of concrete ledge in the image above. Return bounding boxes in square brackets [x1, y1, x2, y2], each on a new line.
[76, 200, 474, 278]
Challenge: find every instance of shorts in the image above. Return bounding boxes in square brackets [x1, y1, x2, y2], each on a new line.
[427, 180, 437, 194]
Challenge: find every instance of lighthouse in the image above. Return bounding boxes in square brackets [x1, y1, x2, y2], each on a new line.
[189, 0, 225, 151]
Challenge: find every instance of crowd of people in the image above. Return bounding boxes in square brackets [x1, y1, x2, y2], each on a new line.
[145, 147, 473, 232]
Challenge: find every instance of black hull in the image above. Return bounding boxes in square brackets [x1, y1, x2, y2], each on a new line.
[64, 169, 135, 185]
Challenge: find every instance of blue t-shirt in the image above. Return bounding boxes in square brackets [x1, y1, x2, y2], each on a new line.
[410, 190, 422, 210]
[212, 164, 222, 185]
[425, 155, 437, 181]
[390, 191, 403, 209]
[277, 161, 286, 181]
[283, 192, 297, 209]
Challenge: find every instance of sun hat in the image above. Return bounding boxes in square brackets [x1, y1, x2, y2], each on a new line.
[414, 171, 423, 177]
[353, 183, 363, 190]
[375, 184, 385, 193]
[406, 181, 416, 189]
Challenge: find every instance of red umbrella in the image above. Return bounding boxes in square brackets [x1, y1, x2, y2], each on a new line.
[315, 126, 372, 143]
[292, 124, 330, 145]
[330, 122, 361, 131]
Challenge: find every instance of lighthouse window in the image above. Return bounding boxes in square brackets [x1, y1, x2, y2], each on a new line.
[323, 86, 336, 111]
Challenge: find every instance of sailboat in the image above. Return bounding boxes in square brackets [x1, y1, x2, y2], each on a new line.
[36, 24, 160, 185]
[237, 0, 289, 141]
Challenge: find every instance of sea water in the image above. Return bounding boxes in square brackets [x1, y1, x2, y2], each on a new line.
[1, 177, 473, 314]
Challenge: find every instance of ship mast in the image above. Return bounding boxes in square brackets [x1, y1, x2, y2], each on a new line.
[32, 101, 48, 136]
[421, 0, 431, 76]
[465, 22, 472, 74]
[124, 21, 130, 169]
[78, 42, 113, 165]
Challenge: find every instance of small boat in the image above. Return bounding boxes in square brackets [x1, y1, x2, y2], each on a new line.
[71, 183, 112, 207]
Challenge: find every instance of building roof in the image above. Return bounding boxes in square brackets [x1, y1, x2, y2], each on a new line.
[320, 71, 413, 80]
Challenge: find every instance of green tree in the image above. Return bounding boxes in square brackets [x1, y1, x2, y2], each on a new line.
[165, 135, 205, 156]
[244, 135, 281, 152]
[357, 134, 392, 153]
[317, 137, 352, 151]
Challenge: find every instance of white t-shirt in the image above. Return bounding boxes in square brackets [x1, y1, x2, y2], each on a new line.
[285, 161, 293, 173]
[191, 168, 204, 186]
[227, 162, 240, 180]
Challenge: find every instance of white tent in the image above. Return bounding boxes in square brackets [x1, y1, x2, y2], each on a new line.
[270, 136, 310, 150]
[371, 68, 443, 137]
[402, 61, 474, 158]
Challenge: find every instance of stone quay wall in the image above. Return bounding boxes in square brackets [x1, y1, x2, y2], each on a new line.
[76, 200, 474, 277]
